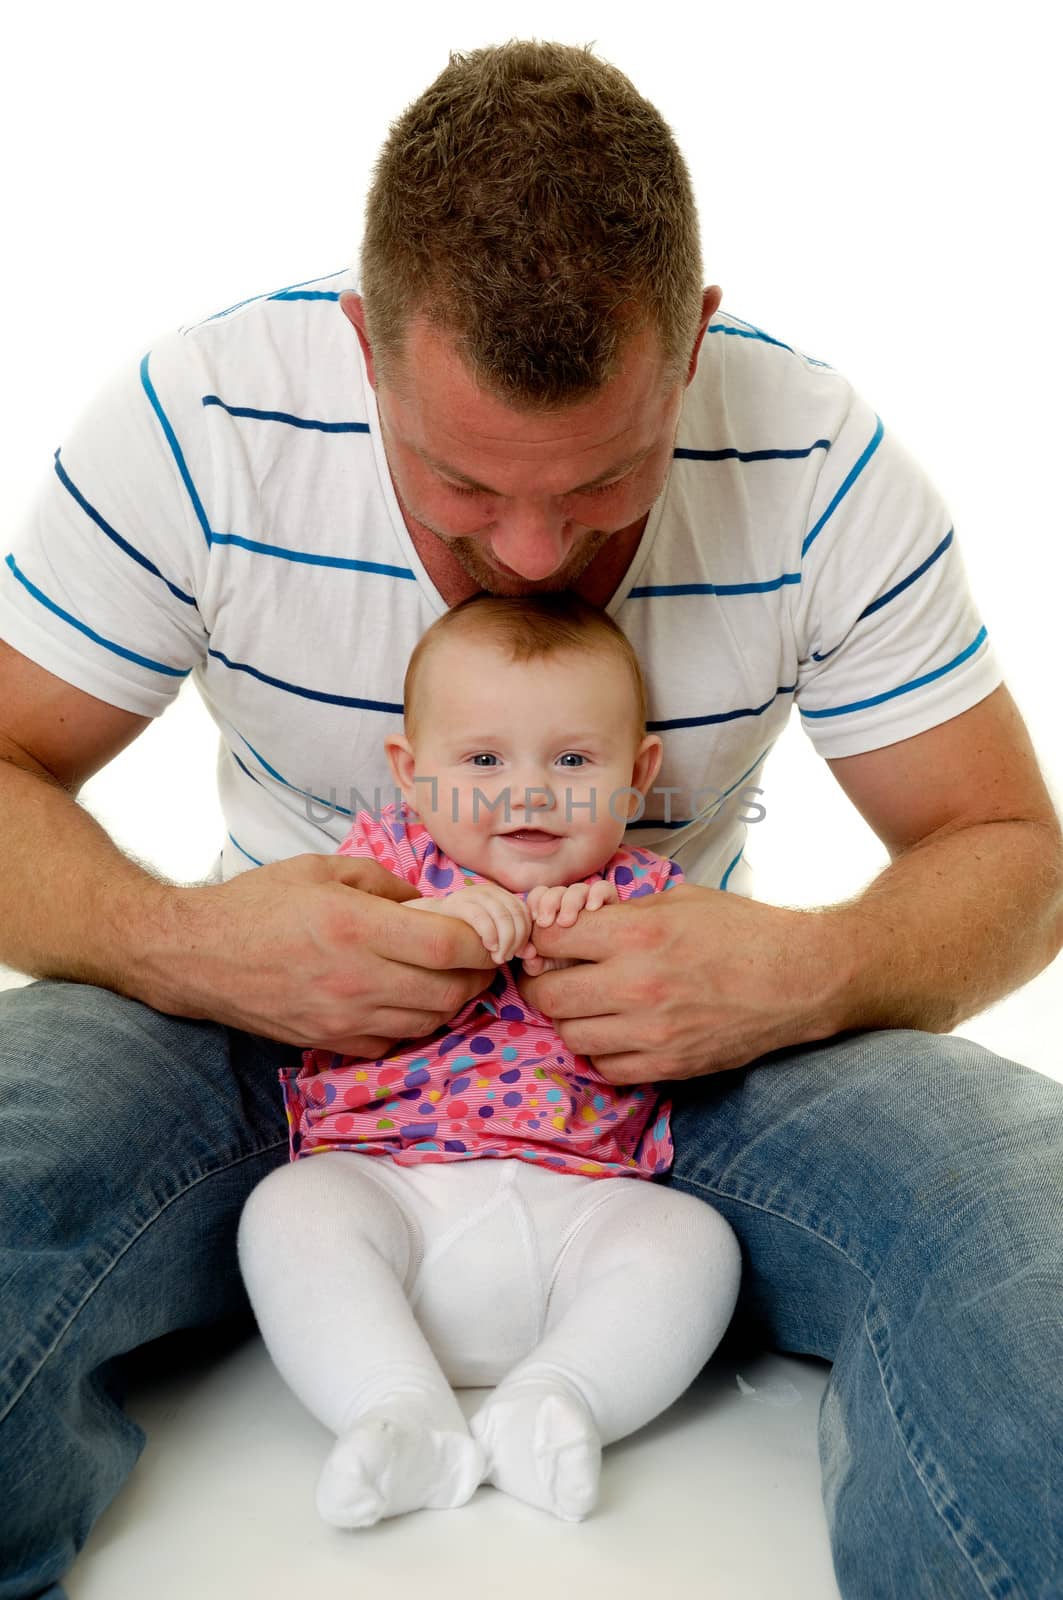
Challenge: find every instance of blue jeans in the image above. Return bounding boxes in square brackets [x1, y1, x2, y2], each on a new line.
[1, 981, 1060, 1598]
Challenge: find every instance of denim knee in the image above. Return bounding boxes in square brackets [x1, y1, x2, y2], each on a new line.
[0, 979, 292, 1597]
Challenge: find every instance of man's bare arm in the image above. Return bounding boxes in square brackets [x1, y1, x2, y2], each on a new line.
[0, 642, 494, 1050]
[823, 682, 1063, 1032]
[0, 638, 167, 987]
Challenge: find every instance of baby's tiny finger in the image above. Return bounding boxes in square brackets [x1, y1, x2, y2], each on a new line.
[557, 884, 588, 925]
[464, 907, 502, 957]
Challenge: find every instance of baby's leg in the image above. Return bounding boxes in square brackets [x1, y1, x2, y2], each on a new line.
[469, 1175, 741, 1521]
[237, 1156, 484, 1528]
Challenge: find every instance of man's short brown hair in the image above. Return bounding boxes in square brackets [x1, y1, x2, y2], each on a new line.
[403, 593, 649, 740]
[359, 39, 704, 409]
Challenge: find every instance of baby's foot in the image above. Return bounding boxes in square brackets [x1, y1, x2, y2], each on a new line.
[470, 1380, 601, 1521]
[317, 1409, 484, 1529]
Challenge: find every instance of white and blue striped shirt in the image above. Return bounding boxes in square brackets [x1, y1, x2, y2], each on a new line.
[0, 267, 1001, 893]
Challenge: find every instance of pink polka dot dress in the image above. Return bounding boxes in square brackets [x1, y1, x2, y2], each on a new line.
[280, 802, 685, 1180]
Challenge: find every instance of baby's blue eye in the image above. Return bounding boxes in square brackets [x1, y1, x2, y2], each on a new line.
[557, 753, 586, 768]
[471, 753, 499, 767]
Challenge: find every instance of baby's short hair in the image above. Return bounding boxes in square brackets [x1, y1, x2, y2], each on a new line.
[403, 593, 649, 738]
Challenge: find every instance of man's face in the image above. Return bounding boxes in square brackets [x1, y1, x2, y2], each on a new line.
[348, 303, 688, 594]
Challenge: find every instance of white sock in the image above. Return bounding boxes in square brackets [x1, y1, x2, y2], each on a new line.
[317, 1387, 485, 1529]
[470, 1375, 602, 1522]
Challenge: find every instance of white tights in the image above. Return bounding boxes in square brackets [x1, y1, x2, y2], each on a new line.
[237, 1154, 740, 1526]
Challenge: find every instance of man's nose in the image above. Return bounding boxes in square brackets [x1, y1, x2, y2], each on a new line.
[489, 504, 571, 579]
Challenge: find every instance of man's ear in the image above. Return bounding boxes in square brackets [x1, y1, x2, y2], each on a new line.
[385, 732, 416, 801]
[340, 292, 377, 389]
[686, 285, 723, 385]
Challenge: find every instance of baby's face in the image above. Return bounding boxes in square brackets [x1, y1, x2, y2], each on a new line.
[387, 638, 662, 893]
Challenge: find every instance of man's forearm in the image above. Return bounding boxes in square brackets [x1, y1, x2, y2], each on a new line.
[822, 819, 1063, 1035]
[0, 755, 177, 999]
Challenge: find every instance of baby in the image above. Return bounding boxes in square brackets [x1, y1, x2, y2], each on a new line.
[237, 592, 741, 1529]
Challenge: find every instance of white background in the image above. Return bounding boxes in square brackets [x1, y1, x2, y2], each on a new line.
[1, 0, 1059, 1070]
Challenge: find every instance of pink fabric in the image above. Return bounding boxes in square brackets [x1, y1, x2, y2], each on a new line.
[280, 802, 685, 1179]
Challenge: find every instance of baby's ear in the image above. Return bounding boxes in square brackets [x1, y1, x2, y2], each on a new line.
[385, 734, 417, 799]
[631, 733, 664, 796]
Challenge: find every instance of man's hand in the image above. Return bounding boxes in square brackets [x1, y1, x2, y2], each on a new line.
[520, 879, 619, 975]
[154, 854, 497, 1055]
[407, 882, 532, 965]
[515, 883, 846, 1083]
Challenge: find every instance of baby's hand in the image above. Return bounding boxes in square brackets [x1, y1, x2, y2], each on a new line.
[519, 880, 619, 975]
[407, 883, 532, 964]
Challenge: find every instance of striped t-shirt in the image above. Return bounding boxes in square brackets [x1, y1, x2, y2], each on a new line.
[0, 266, 1002, 894]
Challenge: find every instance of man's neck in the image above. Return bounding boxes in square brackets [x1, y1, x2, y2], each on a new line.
[405, 514, 650, 608]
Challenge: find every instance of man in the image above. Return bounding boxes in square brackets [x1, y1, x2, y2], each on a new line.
[0, 38, 1060, 1600]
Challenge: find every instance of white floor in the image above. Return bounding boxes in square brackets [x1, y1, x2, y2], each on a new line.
[65, 1340, 839, 1600]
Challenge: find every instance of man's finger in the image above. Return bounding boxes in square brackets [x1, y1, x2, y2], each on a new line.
[365, 895, 498, 971]
[332, 1034, 396, 1060]
[335, 1006, 472, 1052]
[517, 958, 629, 1020]
[320, 854, 420, 902]
[526, 894, 668, 960]
[587, 1051, 688, 1086]
[551, 1011, 640, 1057]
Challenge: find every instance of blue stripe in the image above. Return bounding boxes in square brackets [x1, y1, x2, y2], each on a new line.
[673, 441, 829, 463]
[858, 529, 954, 621]
[812, 530, 955, 662]
[232, 731, 354, 817]
[228, 832, 264, 867]
[210, 532, 414, 578]
[143, 355, 412, 577]
[268, 290, 341, 303]
[628, 744, 771, 829]
[800, 627, 989, 720]
[709, 323, 793, 354]
[716, 317, 830, 368]
[53, 450, 197, 608]
[193, 268, 348, 328]
[630, 573, 800, 599]
[691, 747, 770, 825]
[231, 750, 270, 793]
[208, 648, 404, 713]
[202, 396, 370, 435]
[4, 554, 190, 679]
[626, 819, 691, 831]
[649, 687, 796, 733]
[802, 417, 884, 558]
[720, 848, 744, 891]
[140, 353, 213, 547]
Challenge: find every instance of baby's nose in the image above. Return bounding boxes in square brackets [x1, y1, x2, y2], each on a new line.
[521, 781, 557, 811]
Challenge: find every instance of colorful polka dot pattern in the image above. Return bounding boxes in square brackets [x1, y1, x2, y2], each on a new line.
[280, 803, 684, 1181]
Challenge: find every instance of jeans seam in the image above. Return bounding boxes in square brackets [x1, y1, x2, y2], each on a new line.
[863, 1288, 1025, 1600]
[666, 1171, 876, 1283]
[0, 1137, 288, 1430]
[672, 1172, 1026, 1600]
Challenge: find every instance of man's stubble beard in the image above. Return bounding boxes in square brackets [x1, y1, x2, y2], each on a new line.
[447, 527, 613, 595]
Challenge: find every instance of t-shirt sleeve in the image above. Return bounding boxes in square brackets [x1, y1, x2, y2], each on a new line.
[789, 387, 1003, 759]
[0, 332, 212, 717]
